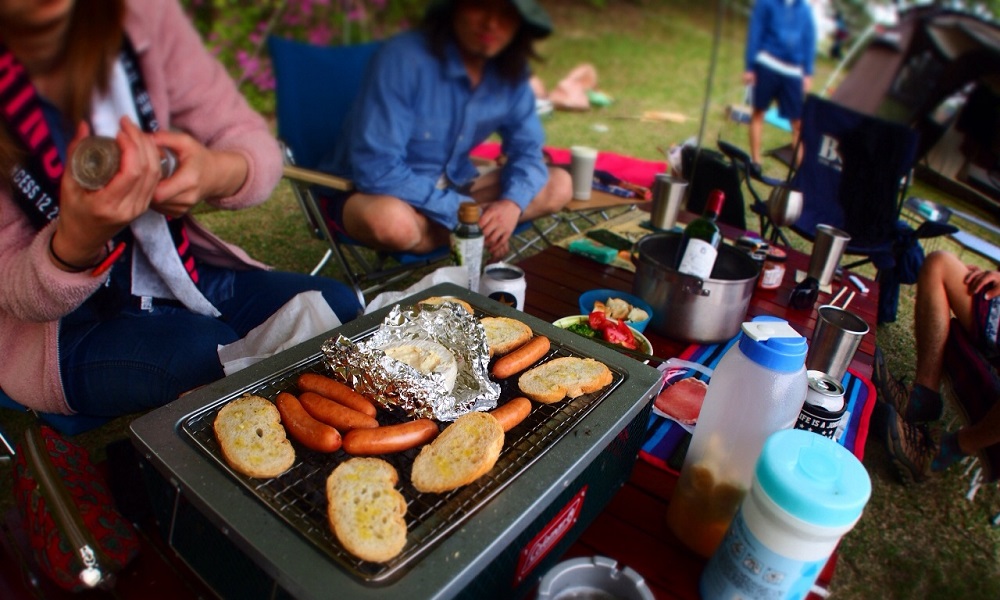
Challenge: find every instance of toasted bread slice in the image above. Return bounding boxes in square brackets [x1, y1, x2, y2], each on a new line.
[214, 394, 295, 479]
[517, 357, 613, 404]
[411, 412, 504, 493]
[419, 296, 474, 314]
[327, 458, 408, 563]
[480, 316, 532, 357]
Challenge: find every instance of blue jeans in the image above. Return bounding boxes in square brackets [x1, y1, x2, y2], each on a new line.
[58, 265, 362, 416]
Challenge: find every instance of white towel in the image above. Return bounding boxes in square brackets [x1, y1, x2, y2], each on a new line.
[90, 58, 219, 316]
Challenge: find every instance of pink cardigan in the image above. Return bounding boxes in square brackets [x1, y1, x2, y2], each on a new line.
[0, 0, 283, 414]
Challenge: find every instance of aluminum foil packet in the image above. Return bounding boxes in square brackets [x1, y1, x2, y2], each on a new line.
[322, 301, 501, 421]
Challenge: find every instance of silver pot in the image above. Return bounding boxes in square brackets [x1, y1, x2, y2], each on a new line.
[768, 184, 803, 227]
[631, 232, 760, 344]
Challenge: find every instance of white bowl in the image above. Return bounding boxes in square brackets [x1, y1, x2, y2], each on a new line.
[553, 315, 653, 356]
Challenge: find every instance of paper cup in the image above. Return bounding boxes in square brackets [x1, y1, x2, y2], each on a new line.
[570, 146, 598, 200]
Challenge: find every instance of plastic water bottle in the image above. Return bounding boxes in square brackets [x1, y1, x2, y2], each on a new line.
[701, 429, 872, 600]
[450, 202, 484, 292]
[666, 316, 808, 558]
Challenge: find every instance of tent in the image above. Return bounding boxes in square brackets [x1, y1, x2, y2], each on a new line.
[828, 5, 1000, 216]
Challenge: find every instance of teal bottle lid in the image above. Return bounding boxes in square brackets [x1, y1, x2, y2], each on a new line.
[755, 429, 872, 528]
[737, 315, 807, 372]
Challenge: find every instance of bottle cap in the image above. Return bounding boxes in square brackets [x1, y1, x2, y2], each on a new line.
[707, 189, 725, 215]
[458, 202, 481, 225]
[755, 429, 871, 528]
[738, 315, 806, 372]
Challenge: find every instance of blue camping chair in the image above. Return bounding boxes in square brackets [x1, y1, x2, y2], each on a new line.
[268, 36, 451, 307]
[779, 95, 956, 322]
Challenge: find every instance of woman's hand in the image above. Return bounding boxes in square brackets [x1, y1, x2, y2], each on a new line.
[151, 130, 248, 217]
[52, 118, 162, 269]
[964, 264, 1000, 300]
[479, 199, 521, 258]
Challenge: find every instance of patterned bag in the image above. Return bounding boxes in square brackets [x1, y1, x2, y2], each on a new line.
[12, 424, 140, 592]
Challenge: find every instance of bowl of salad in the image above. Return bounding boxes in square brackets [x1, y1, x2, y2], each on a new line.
[578, 289, 653, 333]
[554, 315, 653, 355]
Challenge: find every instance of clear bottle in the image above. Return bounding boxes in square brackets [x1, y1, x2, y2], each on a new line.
[666, 316, 808, 558]
[450, 202, 484, 293]
[676, 189, 725, 279]
[70, 136, 177, 190]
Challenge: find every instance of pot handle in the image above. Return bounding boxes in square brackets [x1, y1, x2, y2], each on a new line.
[682, 277, 710, 297]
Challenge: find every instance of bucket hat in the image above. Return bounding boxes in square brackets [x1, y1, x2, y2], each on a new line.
[426, 0, 554, 38]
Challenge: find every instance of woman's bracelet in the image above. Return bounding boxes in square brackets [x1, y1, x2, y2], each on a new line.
[48, 234, 108, 273]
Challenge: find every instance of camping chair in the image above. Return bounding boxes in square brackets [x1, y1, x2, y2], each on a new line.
[268, 36, 450, 307]
[776, 95, 957, 322]
[0, 387, 111, 437]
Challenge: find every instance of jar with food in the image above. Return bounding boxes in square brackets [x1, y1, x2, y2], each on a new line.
[758, 246, 787, 290]
[665, 316, 807, 558]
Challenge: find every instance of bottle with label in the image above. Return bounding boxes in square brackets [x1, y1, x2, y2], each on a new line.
[701, 429, 871, 600]
[676, 189, 725, 279]
[451, 202, 484, 292]
[666, 316, 808, 559]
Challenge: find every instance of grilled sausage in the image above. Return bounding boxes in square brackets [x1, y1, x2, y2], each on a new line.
[342, 419, 440, 455]
[299, 391, 379, 431]
[489, 397, 532, 432]
[275, 392, 342, 453]
[491, 336, 550, 379]
[296, 372, 377, 417]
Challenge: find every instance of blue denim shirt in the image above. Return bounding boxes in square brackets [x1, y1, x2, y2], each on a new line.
[744, 0, 816, 76]
[318, 30, 548, 230]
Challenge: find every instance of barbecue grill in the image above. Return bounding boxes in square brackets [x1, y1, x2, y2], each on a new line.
[130, 283, 661, 599]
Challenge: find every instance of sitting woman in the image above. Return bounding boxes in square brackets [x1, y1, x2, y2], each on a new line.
[0, 0, 362, 418]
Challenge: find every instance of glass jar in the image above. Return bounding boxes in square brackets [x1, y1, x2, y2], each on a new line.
[758, 247, 787, 290]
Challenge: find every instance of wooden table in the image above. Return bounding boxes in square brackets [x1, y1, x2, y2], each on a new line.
[516, 221, 879, 599]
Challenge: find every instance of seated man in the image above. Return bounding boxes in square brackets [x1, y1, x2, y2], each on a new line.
[317, 0, 572, 259]
[875, 250, 1000, 482]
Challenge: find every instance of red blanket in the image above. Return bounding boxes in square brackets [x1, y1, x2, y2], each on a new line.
[471, 142, 667, 188]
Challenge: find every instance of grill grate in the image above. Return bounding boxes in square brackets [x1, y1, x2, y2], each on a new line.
[178, 324, 625, 584]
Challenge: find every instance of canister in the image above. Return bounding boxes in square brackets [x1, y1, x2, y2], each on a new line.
[795, 370, 847, 440]
[701, 429, 871, 600]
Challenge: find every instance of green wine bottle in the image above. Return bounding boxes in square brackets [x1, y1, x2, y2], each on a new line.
[676, 189, 725, 279]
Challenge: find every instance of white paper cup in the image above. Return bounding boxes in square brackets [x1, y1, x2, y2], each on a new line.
[570, 146, 598, 200]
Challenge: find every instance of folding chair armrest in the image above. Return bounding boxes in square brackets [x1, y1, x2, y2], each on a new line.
[283, 164, 355, 192]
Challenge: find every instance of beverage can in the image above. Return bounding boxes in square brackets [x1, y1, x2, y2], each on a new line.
[479, 262, 526, 311]
[794, 370, 847, 439]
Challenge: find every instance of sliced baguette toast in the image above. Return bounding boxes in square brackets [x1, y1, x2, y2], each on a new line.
[480, 316, 532, 357]
[327, 457, 408, 563]
[411, 412, 504, 493]
[214, 394, 295, 479]
[517, 357, 613, 404]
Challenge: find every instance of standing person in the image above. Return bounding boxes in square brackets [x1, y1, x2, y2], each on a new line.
[318, 0, 572, 259]
[0, 0, 362, 418]
[874, 250, 1000, 482]
[742, 0, 817, 170]
[830, 9, 848, 60]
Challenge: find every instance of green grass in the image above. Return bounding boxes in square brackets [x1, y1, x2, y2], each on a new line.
[4, 1, 1000, 596]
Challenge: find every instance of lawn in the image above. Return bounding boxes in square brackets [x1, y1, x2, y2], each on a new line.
[3, 0, 1000, 597]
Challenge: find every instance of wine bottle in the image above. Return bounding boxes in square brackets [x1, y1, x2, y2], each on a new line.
[450, 202, 484, 292]
[676, 189, 725, 279]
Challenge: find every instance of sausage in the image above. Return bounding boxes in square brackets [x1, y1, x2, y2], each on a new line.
[296, 372, 377, 418]
[489, 397, 533, 432]
[342, 419, 440, 455]
[491, 335, 550, 379]
[299, 391, 379, 431]
[275, 392, 342, 453]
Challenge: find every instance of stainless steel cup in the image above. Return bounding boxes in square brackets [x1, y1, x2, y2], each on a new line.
[806, 305, 869, 381]
[807, 224, 851, 287]
[650, 174, 687, 230]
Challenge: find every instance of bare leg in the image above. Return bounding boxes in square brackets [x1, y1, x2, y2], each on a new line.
[790, 119, 803, 167]
[749, 109, 766, 165]
[912, 251, 977, 392]
[341, 193, 449, 254]
[468, 166, 573, 221]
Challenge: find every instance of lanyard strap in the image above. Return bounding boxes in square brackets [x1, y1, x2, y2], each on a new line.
[0, 36, 156, 230]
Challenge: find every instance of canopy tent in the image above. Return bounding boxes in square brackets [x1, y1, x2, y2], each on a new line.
[828, 6, 1000, 216]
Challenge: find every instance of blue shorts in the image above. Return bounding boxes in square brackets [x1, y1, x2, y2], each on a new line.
[752, 63, 804, 121]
